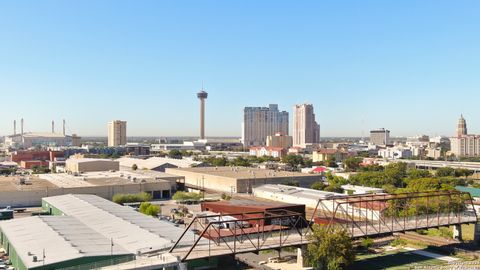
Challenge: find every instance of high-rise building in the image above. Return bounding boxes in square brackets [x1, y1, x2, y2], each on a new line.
[370, 128, 390, 146]
[241, 104, 289, 147]
[108, 120, 127, 147]
[197, 89, 208, 140]
[456, 114, 468, 137]
[292, 104, 320, 147]
[450, 115, 480, 157]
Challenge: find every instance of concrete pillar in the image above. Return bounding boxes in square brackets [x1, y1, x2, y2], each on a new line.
[453, 224, 462, 241]
[297, 246, 307, 268]
[473, 223, 480, 244]
[178, 262, 188, 270]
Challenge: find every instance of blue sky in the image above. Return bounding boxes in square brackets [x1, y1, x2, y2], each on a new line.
[0, 1, 479, 137]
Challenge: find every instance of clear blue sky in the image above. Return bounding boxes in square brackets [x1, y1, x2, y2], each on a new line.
[1, 1, 479, 137]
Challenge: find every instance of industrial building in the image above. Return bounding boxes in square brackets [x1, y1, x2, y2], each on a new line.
[0, 194, 202, 270]
[117, 157, 203, 172]
[65, 158, 119, 173]
[201, 199, 306, 226]
[0, 216, 133, 270]
[0, 170, 180, 207]
[4, 119, 81, 149]
[341, 185, 385, 195]
[165, 166, 321, 193]
[253, 184, 386, 221]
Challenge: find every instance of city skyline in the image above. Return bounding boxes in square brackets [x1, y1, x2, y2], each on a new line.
[1, 1, 480, 137]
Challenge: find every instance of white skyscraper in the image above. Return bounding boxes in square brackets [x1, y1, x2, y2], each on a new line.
[241, 104, 289, 147]
[108, 120, 127, 147]
[292, 104, 320, 148]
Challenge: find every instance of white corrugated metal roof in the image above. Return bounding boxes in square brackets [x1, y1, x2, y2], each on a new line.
[253, 184, 345, 200]
[42, 194, 202, 254]
[117, 157, 201, 170]
[0, 216, 131, 269]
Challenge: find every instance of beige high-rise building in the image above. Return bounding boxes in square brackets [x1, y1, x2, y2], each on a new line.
[242, 104, 289, 147]
[293, 104, 320, 148]
[370, 128, 390, 146]
[108, 120, 127, 147]
[450, 115, 480, 157]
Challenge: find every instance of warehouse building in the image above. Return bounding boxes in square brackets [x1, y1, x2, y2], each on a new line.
[65, 158, 119, 173]
[165, 166, 321, 193]
[253, 184, 386, 221]
[201, 199, 306, 227]
[0, 216, 133, 270]
[0, 194, 204, 270]
[42, 194, 201, 254]
[117, 157, 204, 172]
[0, 171, 180, 207]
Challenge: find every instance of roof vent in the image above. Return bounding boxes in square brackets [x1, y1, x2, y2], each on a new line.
[32, 256, 38, 262]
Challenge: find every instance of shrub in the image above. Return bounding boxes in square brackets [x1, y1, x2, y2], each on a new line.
[112, 192, 152, 204]
[360, 238, 374, 249]
[139, 202, 160, 217]
[391, 237, 407, 247]
[172, 191, 203, 202]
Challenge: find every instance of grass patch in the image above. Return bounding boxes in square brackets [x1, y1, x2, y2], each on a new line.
[353, 249, 447, 270]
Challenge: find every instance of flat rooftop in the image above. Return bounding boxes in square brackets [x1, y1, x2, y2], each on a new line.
[167, 166, 315, 179]
[0, 216, 131, 269]
[38, 171, 170, 188]
[43, 194, 204, 254]
[253, 184, 345, 200]
[0, 171, 175, 191]
[0, 175, 57, 192]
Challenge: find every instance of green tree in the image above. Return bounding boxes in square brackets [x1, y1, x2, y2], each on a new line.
[282, 154, 305, 167]
[343, 157, 363, 172]
[139, 202, 160, 216]
[406, 168, 431, 179]
[311, 182, 326, 190]
[436, 167, 455, 177]
[131, 164, 138, 171]
[228, 157, 251, 167]
[306, 225, 355, 270]
[168, 149, 183, 159]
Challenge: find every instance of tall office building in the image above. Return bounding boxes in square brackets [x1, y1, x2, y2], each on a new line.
[108, 120, 127, 147]
[370, 128, 390, 146]
[292, 104, 320, 147]
[456, 114, 468, 137]
[451, 115, 480, 157]
[241, 104, 289, 147]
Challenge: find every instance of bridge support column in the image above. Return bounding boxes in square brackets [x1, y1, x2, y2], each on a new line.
[453, 224, 462, 241]
[178, 262, 188, 270]
[297, 246, 307, 268]
[474, 223, 480, 244]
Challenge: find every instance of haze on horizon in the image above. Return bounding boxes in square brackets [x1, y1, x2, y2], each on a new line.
[1, 1, 479, 138]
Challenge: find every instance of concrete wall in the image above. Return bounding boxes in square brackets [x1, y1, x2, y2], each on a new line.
[65, 160, 120, 173]
[166, 168, 320, 193]
[0, 181, 172, 208]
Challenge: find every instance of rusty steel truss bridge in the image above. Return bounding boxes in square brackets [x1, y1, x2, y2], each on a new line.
[169, 190, 478, 262]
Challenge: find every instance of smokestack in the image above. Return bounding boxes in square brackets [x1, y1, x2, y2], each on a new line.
[63, 119, 66, 136]
[21, 118, 24, 136]
[52, 120, 55, 133]
[14, 120, 16, 135]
